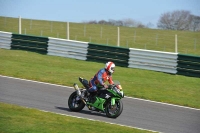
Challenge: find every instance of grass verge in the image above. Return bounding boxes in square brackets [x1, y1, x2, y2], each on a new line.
[0, 102, 153, 133]
[0, 49, 200, 108]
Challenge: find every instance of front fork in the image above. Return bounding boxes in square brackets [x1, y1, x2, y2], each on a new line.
[111, 97, 116, 106]
[110, 97, 120, 109]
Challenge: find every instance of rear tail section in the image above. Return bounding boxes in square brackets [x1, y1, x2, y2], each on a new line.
[79, 77, 90, 89]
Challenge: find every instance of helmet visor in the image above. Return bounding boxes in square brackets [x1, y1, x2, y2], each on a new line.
[111, 67, 115, 72]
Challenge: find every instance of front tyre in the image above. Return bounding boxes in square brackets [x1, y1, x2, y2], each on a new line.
[68, 91, 85, 112]
[105, 99, 123, 118]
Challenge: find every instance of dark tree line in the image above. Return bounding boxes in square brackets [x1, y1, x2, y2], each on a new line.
[83, 18, 146, 28]
[83, 10, 200, 31]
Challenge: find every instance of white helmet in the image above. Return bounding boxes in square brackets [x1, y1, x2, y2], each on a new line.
[105, 62, 115, 74]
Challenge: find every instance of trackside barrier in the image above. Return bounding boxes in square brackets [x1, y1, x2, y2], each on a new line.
[0, 31, 199, 78]
[47, 37, 88, 60]
[177, 54, 200, 77]
[87, 43, 130, 67]
[11, 34, 48, 54]
[0, 31, 12, 49]
[128, 48, 178, 74]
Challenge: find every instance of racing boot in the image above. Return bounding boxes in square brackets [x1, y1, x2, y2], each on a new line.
[88, 91, 98, 103]
[81, 90, 90, 99]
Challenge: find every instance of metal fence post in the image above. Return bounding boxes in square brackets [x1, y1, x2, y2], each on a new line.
[19, 16, 21, 34]
[117, 27, 120, 47]
[67, 22, 69, 40]
[100, 27, 102, 38]
[84, 25, 86, 37]
[175, 34, 178, 53]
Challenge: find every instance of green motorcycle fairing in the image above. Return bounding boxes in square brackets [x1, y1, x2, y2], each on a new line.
[87, 88, 123, 111]
[87, 97, 106, 110]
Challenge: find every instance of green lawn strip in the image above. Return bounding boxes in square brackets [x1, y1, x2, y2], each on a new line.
[0, 49, 200, 108]
[0, 102, 153, 133]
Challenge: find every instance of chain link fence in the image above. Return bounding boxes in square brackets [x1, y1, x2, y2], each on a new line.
[0, 16, 199, 55]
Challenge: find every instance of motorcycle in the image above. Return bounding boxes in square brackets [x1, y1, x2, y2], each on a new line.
[68, 77, 124, 118]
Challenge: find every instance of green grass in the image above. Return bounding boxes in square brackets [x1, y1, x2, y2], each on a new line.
[1, 49, 200, 109]
[1, 16, 199, 133]
[0, 102, 153, 133]
[0, 16, 200, 55]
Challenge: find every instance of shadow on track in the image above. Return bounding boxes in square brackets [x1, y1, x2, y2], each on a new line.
[55, 106, 107, 118]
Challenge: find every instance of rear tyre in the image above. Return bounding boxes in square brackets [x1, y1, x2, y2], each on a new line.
[68, 91, 85, 112]
[105, 99, 123, 118]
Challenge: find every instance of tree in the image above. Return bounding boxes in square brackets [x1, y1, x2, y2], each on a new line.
[115, 20, 123, 26]
[122, 18, 146, 28]
[146, 22, 154, 28]
[83, 18, 146, 28]
[189, 15, 200, 31]
[98, 20, 108, 25]
[123, 18, 136, 27]
[108, 19, 123, 26]
[157, 10, 192, 30]
[87, 20, 98, 24]
[137, 23, 146, 28]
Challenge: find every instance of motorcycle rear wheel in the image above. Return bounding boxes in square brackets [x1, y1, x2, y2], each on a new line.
[68, 91, 85, 112]
[105, 99, 123, 118]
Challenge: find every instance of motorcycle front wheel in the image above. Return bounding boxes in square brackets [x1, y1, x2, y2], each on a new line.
[68, 91, 85, 112]
[105, 99, 123, 118]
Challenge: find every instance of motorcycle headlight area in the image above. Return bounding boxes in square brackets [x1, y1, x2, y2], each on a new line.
[117, 85, 122, 90]
[113, 87, 123, 97]
[120, 90, 124, 97]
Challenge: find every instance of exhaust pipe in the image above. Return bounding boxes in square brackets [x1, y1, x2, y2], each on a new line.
[73, 83, 91, 109]
[73, 83, 81, 96]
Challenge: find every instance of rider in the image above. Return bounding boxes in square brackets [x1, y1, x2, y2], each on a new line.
[81, 61, 115, 98]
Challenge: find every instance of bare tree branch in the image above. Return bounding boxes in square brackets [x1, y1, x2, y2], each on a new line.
[157, 10, 200, 31]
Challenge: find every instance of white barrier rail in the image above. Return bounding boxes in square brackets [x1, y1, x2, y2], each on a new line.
[0, 31, 12, 49]
[128, 48, 178, 74]
[47, 37, 88, 60]
[0, 30, 179, 74]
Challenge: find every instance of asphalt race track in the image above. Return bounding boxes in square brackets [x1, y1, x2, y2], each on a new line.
[0, 76, 200, 133]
